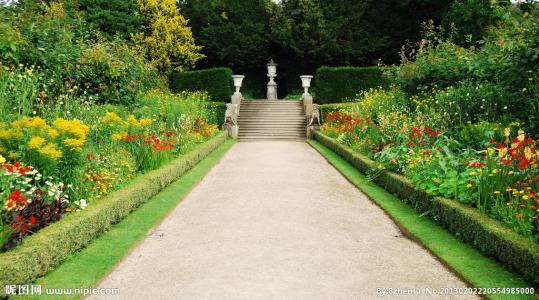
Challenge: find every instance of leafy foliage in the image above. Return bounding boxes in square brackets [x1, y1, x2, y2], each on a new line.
[78, 0, 141, 39]
[170, 68, 233, 102]
[181, 0, 271, 71]
[132, 0, 204, 74]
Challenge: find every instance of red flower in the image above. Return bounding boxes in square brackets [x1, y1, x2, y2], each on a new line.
[29, 216, 36, 225]
[407, 141, 415, 147]
[530, 205, 537, 210]
[165, 131, 175, 137]
[517, 158, 528, 170]
[516, 213, 524, 219]
[489, 139, 496, 144]
[527, 138, 534, 145]
[424, 150, 431, 156]
[21, 224, 28, 234]
[496, 143, 504, 149]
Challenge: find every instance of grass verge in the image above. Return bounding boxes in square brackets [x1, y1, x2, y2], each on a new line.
[309, 140, 536, 300]
[16, 139, 235, 299]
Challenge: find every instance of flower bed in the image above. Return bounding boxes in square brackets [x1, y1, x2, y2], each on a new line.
[320, 109, 538, 241]
[314, 131, 539, 287]
[0, 89, 221, 251]
[0, 131, 228, 292]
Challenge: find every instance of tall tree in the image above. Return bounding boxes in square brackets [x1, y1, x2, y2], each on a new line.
[181, 0, 271, 72]
[442, 0, 503, 46]
[271, 0, 452, 66]
[132, 0, 204, 74]
[78, 0, 140, 39]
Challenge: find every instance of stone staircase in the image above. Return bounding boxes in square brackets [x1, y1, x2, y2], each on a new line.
[237, 100, 306, 141]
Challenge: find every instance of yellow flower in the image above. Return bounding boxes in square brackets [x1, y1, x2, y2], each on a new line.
[63, 138, 85, 152]
[26, 69, 33, 75]
[102, 112, 123, 125]
[494, 191, 500, 194]
[504, 127, 511, 137]
[48, 129, 59, 138]
[28, 136, 46, 149]
[487, 148, 495, 156]
[524, 147, 533, 160]
[126, 115, 140, 127]
[466, 183, 473, 188]
[492, 169, 499, 174]
[433, 178, 439, 183]
[0, 154, 5, 164]
[508, 171, 514, 175]
[111, 132, 127, 141]
[469, 171, 477, 176]
[39, 143, 63, 160]
[518, 130, 525, 142]
[522, 195, 530, 200]
[53, 118, 89, 140]
[139, 118, 153, 126]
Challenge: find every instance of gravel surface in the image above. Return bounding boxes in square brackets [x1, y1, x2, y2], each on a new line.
[90, 142, 476, 300]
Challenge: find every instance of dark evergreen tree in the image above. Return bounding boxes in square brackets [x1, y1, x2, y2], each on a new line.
[78, 0, 140, 39]
[181, 0, 271, 72]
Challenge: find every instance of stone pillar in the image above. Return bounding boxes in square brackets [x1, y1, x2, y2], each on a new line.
[266, 59, 278, 100]
[225, 75, 244, 139]
[267, 79, 277, 100]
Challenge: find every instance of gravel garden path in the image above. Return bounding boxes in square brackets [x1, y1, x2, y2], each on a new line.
[90, 142, 476, 300]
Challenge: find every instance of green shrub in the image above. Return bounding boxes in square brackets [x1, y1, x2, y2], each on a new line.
[315, 66, 389, 104]
[71, 40, 161, 106]
[170, 67, 233, 102]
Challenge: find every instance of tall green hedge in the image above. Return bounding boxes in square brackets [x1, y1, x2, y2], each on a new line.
[170, 67, 233, 102]
[315, 66, 389, 104]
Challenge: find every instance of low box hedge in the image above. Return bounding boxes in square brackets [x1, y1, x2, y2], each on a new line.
[314, 131, 539, 287]
[170, 67, 233, 102]
[315, 66, 389, 104]
[0, 131, 228, 293]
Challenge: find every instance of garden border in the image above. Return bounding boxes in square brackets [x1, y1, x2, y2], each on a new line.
[0, 131, 229, 293]
[313, 131, 539, 288]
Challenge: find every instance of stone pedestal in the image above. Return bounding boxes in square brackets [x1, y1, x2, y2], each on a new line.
[303, 93, 313, 117]
[267, 79, 278, 100]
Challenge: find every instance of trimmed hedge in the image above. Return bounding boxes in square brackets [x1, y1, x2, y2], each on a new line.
[170, 67, 233, 102]
[315, 66, 389, 104]
[0, 132, 228, 293]
[314, 131, 539, 288]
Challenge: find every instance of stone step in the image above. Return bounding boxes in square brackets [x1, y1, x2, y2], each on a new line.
[238, 116, 306, 123]
[241, 103, 302, 106]
[239, 110, 304, 113]
[237, 123, 305, 127]
[239, 129, 306, 133]
[238, 136, 305, 141]
[238, 135, 305, 139]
